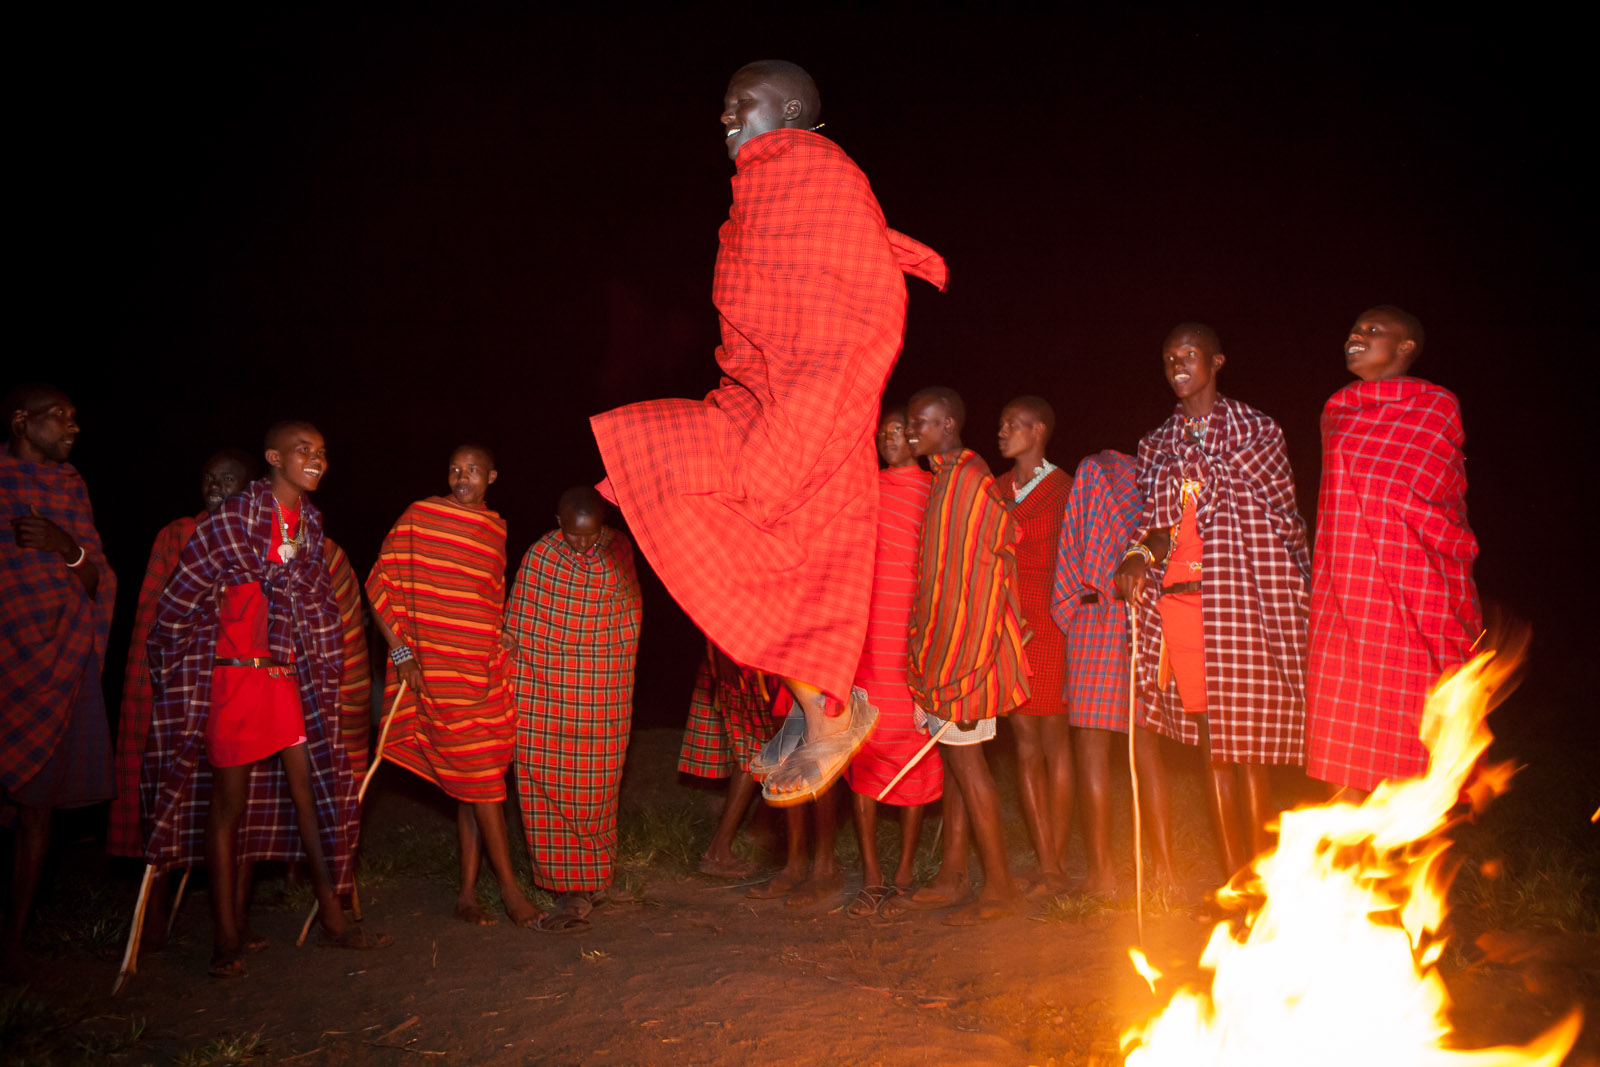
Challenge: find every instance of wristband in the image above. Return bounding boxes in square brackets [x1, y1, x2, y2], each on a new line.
[1123, 543, 1155, 566]
[65, 545, 87, 568]
[389, 644, 415, 666]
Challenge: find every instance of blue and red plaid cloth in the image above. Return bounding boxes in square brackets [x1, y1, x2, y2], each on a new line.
[143, 479, 357, 889]
[1, 452, 116, 795]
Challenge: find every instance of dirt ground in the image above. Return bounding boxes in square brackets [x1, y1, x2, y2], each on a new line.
[6, 727, 1597, 1066]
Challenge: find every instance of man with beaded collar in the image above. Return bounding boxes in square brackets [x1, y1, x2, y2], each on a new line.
[1114, 325, 1311, 882]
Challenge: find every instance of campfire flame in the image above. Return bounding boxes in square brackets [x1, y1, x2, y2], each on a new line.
[1121, 648, 1583, 1065]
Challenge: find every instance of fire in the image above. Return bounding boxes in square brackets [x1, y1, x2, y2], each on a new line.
[1121, 649, 1583, 1066]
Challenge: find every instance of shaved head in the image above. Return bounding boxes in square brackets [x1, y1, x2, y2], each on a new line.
[557, 485, 606, 523]
[3, 382, 68, 422]
[1163, 322, 1222, 353]
[736, 60, 821, 126]
[1003, 395, 1055, 436]
[1364, 304, 1425, 356]
[907, 386, 966, 431]
[263, 419, 320, 453]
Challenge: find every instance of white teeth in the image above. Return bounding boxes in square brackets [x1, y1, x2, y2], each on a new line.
[725, 126, 740, 137]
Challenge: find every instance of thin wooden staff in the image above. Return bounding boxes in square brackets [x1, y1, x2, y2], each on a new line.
[166, 867, 191, 936]
[111, 865, 156, 996]
[297, 681, 406, 946]
[876, 719, 954, 802]
[1127, 600, 1145, 947]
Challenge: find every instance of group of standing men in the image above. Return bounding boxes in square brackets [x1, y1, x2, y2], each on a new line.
[2, 405, 645, 978]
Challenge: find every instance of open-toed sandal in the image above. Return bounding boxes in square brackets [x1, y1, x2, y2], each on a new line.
[848, 884, 896, 919]
[761, 689, 878, 807]
[748, 707, 807, 781]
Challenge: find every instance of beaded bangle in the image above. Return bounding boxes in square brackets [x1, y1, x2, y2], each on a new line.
[1123, 543, 1156, 566]
[65, 545, 87, 568]
[389, 644, 415, 666]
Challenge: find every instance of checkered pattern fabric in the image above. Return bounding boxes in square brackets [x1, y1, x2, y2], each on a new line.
[1132, 398, 1311, 765]
[590, 128, 946, 701]
[677, 648, 779, 778]
[1051, 451, 1142, 732]
[999, 467, 1072, 717]
[844, 465, 942, 805]
[367, 499, 514, 803]
[908, 450, 1031, 723]
[107, 515, 200, 856]
[509, 527, 642, 892]
[143, 479, 356, 889]
[0, 453, 115, 794]
[324, 537, 372, 779]
[1307, 378, 1481, 791]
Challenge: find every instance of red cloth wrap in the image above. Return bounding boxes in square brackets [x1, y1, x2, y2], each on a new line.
[845, 465, 943, 805]
[1000, 467, 1072, 716]
[590, 128, 946, 702]
[1307, 378, 1481, 791]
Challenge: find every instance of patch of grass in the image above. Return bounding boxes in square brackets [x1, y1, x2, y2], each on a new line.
[1036, 892, 1114, 924]
[1451, 842, 1599, 935]
[0, 988, 58, 1059]
[172, 1030, 266, 1067]
[72, 1014, 148, 1061]
[28, 875, 130, 958]
[0, 992, 148, 1066]
[616, 797, 712, 875]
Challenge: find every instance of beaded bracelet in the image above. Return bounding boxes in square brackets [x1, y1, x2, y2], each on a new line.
[65, 545, 88, 568]
[389, 644, 415, 666]
[1123, 543, 1155, 566]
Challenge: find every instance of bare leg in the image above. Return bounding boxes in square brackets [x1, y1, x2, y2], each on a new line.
[749, 804, 810, 898]
[1009, 716, 1061, 878]
[1074, 727, 1118, 895]
[233, 860, 266, 949]
[943, 743, 1022, 916]
[204, 763, 251, 970]
[455, 803, 490, 924]
[1039, 717, 1075, 864]
[140, 869, 172, 953]
[787, 784, 843, 905]
[780, 678, 846, 745]
[1132, 726, 1179, 888]
[1238, 763, 1275, 861]
[892, 804, 924, 889]
[472, 800, 540, 925]
[2, 802, 51, 972]
[276, 744, 348, 939]
[701, 770, 759, 873]
[851, 791, 884, 890]
[912, 776, 971, 903]
[1196, 717, 1248, 878]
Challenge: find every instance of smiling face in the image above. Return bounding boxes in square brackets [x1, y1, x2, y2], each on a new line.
[720, 70, 797, 159]
[9, 389, 78, 463]
[1344, 308, 1417, 381]
[265, 425, 328, 496]
[1162, 328, 1225, 406]
[876, 410, 914, 468]
[904, 395, 957, 459]
[996, 403, 1047, 461]
[447, 447, 497, 509]
[558, 509, 603, 555]
[201, 454, 250, 512]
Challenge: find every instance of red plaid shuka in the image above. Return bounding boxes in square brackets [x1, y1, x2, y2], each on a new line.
[908, 450, 1031, 723]
[845, 465, 942, 805]
[367, 499, 513, 803]
[1132, 398, 1311, 765]
[678, 641, 779, 779]
[509, 527, 642, 891]
[591, 128, 947, 703]
[143, 479, 356, 889]
[0, 452, 116, 795]
[1051, 451, 1143, 732]
[1307, 378, 1481, 791]
[999, 467, 1072, 717]
[324, 537, 372, 778]
[107, 514, 201, 857]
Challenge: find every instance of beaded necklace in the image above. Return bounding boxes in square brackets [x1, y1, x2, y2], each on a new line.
[272, 498, 306, 563]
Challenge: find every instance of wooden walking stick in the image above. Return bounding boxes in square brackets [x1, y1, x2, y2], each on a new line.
[1127, 600, 1145, 947]
[112, 864, 156, 996]
[165, 867, 191, 936]
[876, 718, 954, 802]
[297, 681, 406, 946]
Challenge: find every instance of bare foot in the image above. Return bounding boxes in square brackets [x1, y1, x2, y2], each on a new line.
[698, 853, 759, 879]
[907, 873, 970, 909]
[785, 869, 845, 907]
[1080, 870, 1119, 898]
[456, 901, 496, 925]
[747, 867, 809, 900]
[240, 927, 270, 952]
[504, 895, 542, 928]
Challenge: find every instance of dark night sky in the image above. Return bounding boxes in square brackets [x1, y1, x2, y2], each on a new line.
[14, 5, 1594, 740]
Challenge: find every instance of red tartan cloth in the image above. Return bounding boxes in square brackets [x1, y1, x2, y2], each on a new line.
[590, 128, 946, 702]
[1051, 451, 1143, 732]
[509, 527, 642, 891]
[324, 537, 372, 779]
[1131, 398, 1311, 765]
[678, 644, 779, 779]
[845, 465, 942, 805]
[908, 450, 1031, 722]
[0, 453, 116, 794]
[999, 467, 1072, 717]
[108, 514, 200, 856]
[143, 480, 356, 889]
[1307, 378, 1481, 791]
[367, 499, 514, 804]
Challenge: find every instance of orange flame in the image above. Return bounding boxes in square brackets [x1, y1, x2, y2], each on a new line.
[1121, 648, 1582, 1065]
